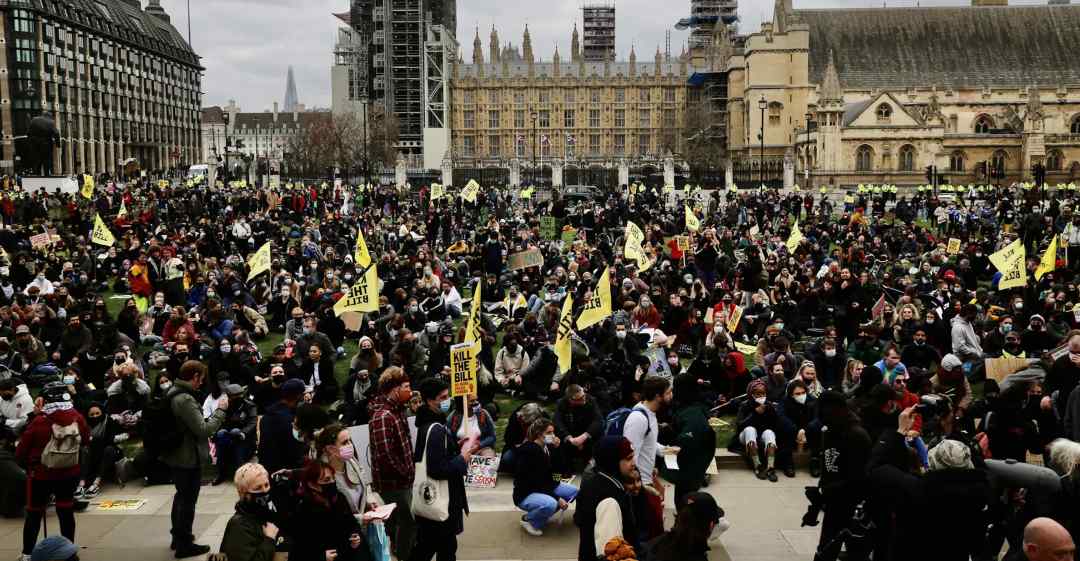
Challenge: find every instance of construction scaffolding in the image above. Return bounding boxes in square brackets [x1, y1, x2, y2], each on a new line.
[677, 0, 738, 56]
[582, 2, 615, 62]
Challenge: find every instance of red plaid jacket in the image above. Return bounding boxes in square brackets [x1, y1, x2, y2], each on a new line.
[368, 395, 415, 492]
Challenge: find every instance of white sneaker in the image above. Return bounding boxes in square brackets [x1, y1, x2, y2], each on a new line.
[20, 554, 32, 561]
[520, 517, 543, 537]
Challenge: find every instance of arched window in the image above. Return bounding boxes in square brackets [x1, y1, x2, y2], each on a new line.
[1047, 150, 1064, 171]
[992, 150, 1008, 175]
[949, 151, 966, 172]
[768, 101, 783, 126]
[856, 145, 874, 172]
[898, 145, 916, 172]
[877, 103, 893, 123]
[974, 115, 994, 134]
[1072, 116, 1080, 135]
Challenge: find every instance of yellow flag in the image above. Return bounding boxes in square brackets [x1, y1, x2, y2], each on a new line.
[246, 242, 271, 281]
[624, 222, 654, 272]
[988, 239, 1027, 290]
[430, 183, 444, 200]
[461, 179, 480, 203]
[90, 214, 115, 247]
[576, 267, 612, 330]
[685, 205, 701, 232]
[334, 263, 379, 315]
[520, 186, 535, 199]
[118, 200, 128, 217]
[786, 220, 805, 253]
[81, 175, 94, 200]
[555, 294, 574, 375]
[354, 229, 371, 268]
[1036, 235, 1058, 281]
[464, 282, 482, 345]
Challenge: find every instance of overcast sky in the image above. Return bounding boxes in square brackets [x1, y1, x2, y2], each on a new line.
[158, 0, 1053, 112]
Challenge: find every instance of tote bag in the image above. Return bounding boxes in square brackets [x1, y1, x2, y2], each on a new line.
[411, 424, 450, 522]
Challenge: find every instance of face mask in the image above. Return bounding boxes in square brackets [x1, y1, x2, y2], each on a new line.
[1014, 302, 1024, 310]
[754, 396, 766, 405]
[410, 305, 419, 313]
[925, 317, 934, 324]
[88, 415, 103, 426]
[794, 394, 807, 405]
[320, 483, 337, 497]
[615, 330, 627, 340]
[63, 375, 76, 385]
[439, 399, 451, 413]
[389, 329, 399, 339]
[338, 443, 355, 460]
[543, 434, 556, 445]
[824, 349, 836, 358]
[220, 345, 231, 354]
[776, 323, 785, 331]
[292, 427, 302, 441]
[160, 381, 172, 391]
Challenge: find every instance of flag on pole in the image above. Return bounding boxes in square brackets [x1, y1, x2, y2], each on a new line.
[988, 239, 1027, 290]
[786, 220, 805, 253]
[576, 267, 612, 330]
[555, 294, 574, 375]
[334, 263, 380, 315]
[872, 294, 887, 320]
[246, 242, 271, 281]
[1036, 235, 1059, 281]
[624, 222, 653, 272]
[354, 229, 372, 268]
[464, 282, 482, 345]
[118, 200, 128, 217]
[685, 205, 701, 232]
[81, 175, 95, 200]
[90, 214, 115, 247]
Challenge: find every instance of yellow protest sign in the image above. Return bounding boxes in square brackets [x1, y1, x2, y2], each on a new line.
[430, 183, 444, 200]
[81, 175, 95, 200]
[118, 200, 128, 217]
[624, 222, 653, 272]
[1036, 235, 1058, 281]
[334, 264, 380, 315]
[464, 282, 482, 344]
[786, 220, 805, 253]
[675, 236, 692, 252]
[685, 205, 700, 232]
[461, 179, 480, 203]
[450, 342, 479, 398]
[988, 239, 1027, 290]
[576, 267, 612, 330]
[726, 306, 743, 333]
[734, 341, 758, 356]
[354, 229, 371, 268]
[159, 180, 171, 189]
[520, 186, 535, 199]
[555, 294, 574, 375]
[246, 242, 271, 281]
[947, 238, 962, 255]
[90, 214, 115, 247]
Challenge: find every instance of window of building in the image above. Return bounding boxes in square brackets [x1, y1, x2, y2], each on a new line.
[488, 110, 499, 128]
[974, 115, 994, 134]
[638, 134, 650, 156]
[1072, 116, 1080, 135]
[565, 89, 575, 103]
[541, 137, 551, 157]
[949, 151, 965, 172]
[898, 145, 915, 172]
[516, 135, 525, 157]
[539, 90, 549, 104]
[489, 135, 500, 157]
[589, 134, 600, 155]
[992, 150, 1008, 174]
[463, 136, 474, 156]
[663, 109, 675, 128]
[514, 110, 525, 128]
[614, 134, 625, 155]
[13, 10, 34, 34]
[1047, 150, 1064, 171]
[664, 89, 675, 103]
[856, 145, 873, 172]
[590, 109, 600, 128]
[639, 89, 650, 102]
[514, 92, 525, 104]
[463, 90, 475, 104]
[768, 102, 783, 126]
[615, 88, 625, 103]
[639, 109, 650, 128]
[877, 103, 893, 123]
[463, 110, 475, 128]
[564, 109, 575, 128]
[615, 109, 625, 128]
[539, 110, 550, 128]
[591, 90, 601, 104]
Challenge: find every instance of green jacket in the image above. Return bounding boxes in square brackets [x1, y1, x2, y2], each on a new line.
[219, 505, 276, 561]
[161, 380, 226, 469]
[674, 403, 716, 490]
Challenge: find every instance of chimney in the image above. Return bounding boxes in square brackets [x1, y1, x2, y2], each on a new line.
[273, 102, 279, 122]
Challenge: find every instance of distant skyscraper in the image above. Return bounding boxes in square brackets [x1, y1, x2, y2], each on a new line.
[582, 2, 616, 62]
[283, 66, 300, 112]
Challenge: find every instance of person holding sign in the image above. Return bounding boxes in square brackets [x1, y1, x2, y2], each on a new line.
[411, 378, 476, 561]
[514, 418, 579, 537]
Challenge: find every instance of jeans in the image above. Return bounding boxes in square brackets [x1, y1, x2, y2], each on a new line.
[517, 483, 578, 529]
[213, 430, 252, 476]
[170, 466, 202, 546]
[379, 487, 415, 561]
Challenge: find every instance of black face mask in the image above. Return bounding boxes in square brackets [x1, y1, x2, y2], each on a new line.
[115, 356, 126, 365]
[248, 490, 275, 514]
[88, 416, 103, 426]
[320, 483, 338, 498]
[175, 353, 189, 362]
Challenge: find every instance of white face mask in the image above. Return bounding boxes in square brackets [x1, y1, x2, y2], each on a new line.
[754, 396, 766, 405]
[543, 434, 555, 445]
[794, 394, 807, 405]
[824, 349, 836, 358]
[615, 330, 627, 340]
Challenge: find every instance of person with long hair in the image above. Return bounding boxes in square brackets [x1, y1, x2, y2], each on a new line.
[289, 460, 369, 561]
[641, 493, 726, 561]
[313, 423, 369, 515]
[514, 417, 578, 536]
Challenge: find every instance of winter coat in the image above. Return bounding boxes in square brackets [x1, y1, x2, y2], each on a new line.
[950, 316, 983, 360]
[219, 500, 277, 561]
[160, 380, 226, 469]
[0, 383, 34, 433]
[15, 407, 90, 480]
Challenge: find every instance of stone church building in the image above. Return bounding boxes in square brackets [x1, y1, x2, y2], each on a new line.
[728, 0, 1080, 189]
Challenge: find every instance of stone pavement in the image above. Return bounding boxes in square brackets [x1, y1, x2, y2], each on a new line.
[0, 468, 819, 561]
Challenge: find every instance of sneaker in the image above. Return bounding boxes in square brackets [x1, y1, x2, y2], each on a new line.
[809, 457, 822, 478]
[84, 484, 101, 499]
[766, 468, 778, 483]
[754, 466, 767, 480]
[73, 485, 85, 499]
[783, 467, 796, 478]
[174, 544, 211, 559]
[519, 517, 543, 537]
[20, 554, 32, 561]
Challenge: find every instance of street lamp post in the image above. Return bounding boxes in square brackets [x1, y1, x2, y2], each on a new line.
[531, 109, 538, 186]
[222, 113, 231, 182]
[804, 111, 813, 189]
[758, 96, 767, 189]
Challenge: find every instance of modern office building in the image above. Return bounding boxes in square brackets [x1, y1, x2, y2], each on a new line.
[0, 0, 202, 176]
[582, 2, 615, 62]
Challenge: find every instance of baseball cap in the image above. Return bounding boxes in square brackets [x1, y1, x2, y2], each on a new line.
[31, 536, 77, 561]
[682, 491, 723, 523]
[281, 379, 305, 399]
[15, 325, 30, 335]
[222, 383, 245, 397]
[941, 354, 963, 371]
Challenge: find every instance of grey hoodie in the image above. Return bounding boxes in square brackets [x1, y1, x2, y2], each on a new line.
[950, 315, 983, 360]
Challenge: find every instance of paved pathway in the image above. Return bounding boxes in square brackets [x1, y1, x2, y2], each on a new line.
[0, 468, 819, 561]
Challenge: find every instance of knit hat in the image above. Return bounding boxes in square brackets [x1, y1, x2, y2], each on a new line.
[746, 378, 767, 396]
[31, 536, 77, 561]
[594, 435, 634, 476]
[281, 379, 306, 399]
[940, 354, 963, 371]
[928, 439, 973, 471]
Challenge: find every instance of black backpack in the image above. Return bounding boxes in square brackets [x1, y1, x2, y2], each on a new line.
[143, 388, 185, 455]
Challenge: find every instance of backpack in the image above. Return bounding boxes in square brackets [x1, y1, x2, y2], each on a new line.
[41, 422, 82, 469]
[604, 406, 651, 438]
[143, 390, 185, 454]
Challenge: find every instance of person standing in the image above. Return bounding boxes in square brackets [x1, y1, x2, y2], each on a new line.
[368, 367, 416, 561]
[256, 379, 306, 476]
[814, 390, 872, 561]
[409, 377, 475, 561]
[161, 360, 229, 558]
[573, 436, 639, 561]
[15, 382, 89, 561]
[622, 376, 672, 541]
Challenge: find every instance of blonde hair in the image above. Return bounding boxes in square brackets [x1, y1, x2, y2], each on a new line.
[1048, 439, 1080, 477]
[233, 462, 269, 495]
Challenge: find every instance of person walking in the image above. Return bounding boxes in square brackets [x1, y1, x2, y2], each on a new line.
[15, 382, 89, 561]
[622, 377, 672, 541]
[368, 367, 416, 560]
[161, 360, 229, 558]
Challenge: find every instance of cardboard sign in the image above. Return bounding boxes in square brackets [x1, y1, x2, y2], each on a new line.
[645, 347, 673, 379]
[464, 456, 500, 488]
[540, 216, 559, 240]
[675, 235, 691, 252]
[507, 248, 544, 271]
[347, 418, 419, 486]
[985, 357, 1033, 383]
[947, 238, 962, 255]
[561, 227, 578, 244]
[30, 233, 51, 249]
[726, 306, 743, 333]
[450, 342, 479, 398]
[93, 499, 147, 511]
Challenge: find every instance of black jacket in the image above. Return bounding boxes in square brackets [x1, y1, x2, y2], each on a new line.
[512, 441, 558, 505]
[413, 406, 469, 533]
[574, 469, 637, 561]
[819, 414, 872, 504]
[256, 402, 305, 474]
[553, 396, 604, 441]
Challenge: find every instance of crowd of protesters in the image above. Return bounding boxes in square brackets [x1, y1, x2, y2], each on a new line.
[1, 174, 1080, 561]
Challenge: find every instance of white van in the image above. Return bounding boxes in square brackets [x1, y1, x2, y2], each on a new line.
[187, 164, 209, 178]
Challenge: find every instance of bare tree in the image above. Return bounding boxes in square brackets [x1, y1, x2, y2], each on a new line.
[682, 97, 726, 183]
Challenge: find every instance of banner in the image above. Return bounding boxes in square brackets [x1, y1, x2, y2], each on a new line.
[540, 217, 559, 240]
[947, 238, 962, 255]
[555, 294, 574, 375]
[507, 248, 544, 271]
[450, 342, 479, 398]
[334, 263, 379, 314]
[461, 179, 480, 203]
[577, 267, 612, 330]
[430, 183, 444, 200]
[354, 229, 372, 268]
[685, 205, 700, 232]
[91, 214, 116, 247]
[734, 341, 759, 356]
[872, 294, 887, 320]
[81, 175, 95, 199]
[246, 242, 271, 281]
[1035, 235, 1058, 281]
[464, 456, 500, 488]
[464, 282, 482, 344]
[989, 239, 1027, 290]
[786, 220, 805, 253]
[726, 305, 743, 333]
[624, 222, 654, 272]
